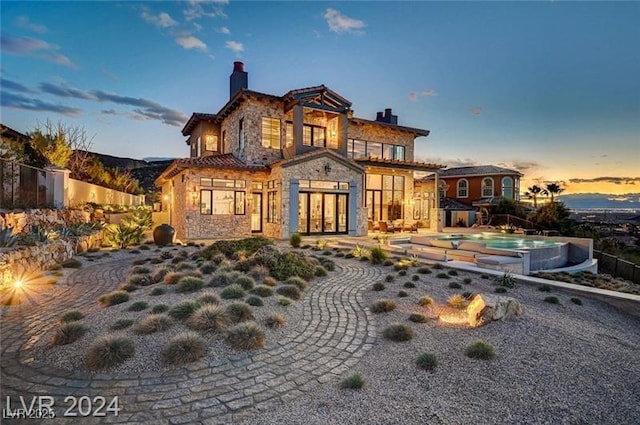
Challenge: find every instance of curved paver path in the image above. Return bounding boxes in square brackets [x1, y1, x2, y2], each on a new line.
[1, 255, 382, 424]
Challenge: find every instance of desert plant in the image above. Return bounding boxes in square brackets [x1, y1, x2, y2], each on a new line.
[151, 304, 170, 314]
[276, 285, 302, 301]
[127, 301, 148, 312]
[412, 274, 420, 281]
[175, 276, 205, 293]
[463, 277, 473, 284]
[198, 291, 221, 305]
[436, 273, 450, 279]
[383, 323, 414, 341]
[494, 287, 508, 293]
[370, 299, 396, 313]
[225, 302, 254, 323]
[289, 232, 302, 248]
[199, 263, 217, 275]
[150, 287, 166, 296]
[285, 276, 308, 291]
[369, 246, 388, 265]
[465, 340, 496, 360]
[571, 297, 583, 305]
[208, 272, 233, 288]
[277, 296, 293, 306]
[382, 259, 394, 266]
[98, 290, 129, 306]
[314, 265, 328, 277]
[340, 373, 364, 389]
[447, 270, 458, 276]
[168, 300, 201, 320]
[234, 275, 256, 291]
[105, 223, 144, 249]
[118, 282, 138, 293]
[448, 294, 468, 309]
[409, 313, 427, 323]
[187, 305, 230, 332]
[111, 318, 135, 330]
[538, 284, 552, 292]
[176, 262, 196, 271]
[127, 274, 152, 286]
[86, 334, 135, 369]
[263, 276, 277, 287]
[131, 265, 151, 275]
[134, 314, 173, 334]
[250, 285, 274, 298]
[372, 282, 386, 291]
[448, 282, 462, 289]
[544, 296, 560, 304]
[415, 352, 438, 371]
[163, 332, 206, 365]
[417, 267, 432, 275]
[164, 272, 186, 285]
[246, 295, 264, 307]
[385, 274, 395, 283]
[0, 226, 18, 247]
[265, 313, 286, 328]
[417, 296, 433, 307]
[481, 274, 490, 279]
[60, 310, 84, 323]
[221, 284, 246, 299]
[61, 258, 82, 268]
[403, 281, 416, 289]
[494, 272, 516, 288]
[226, 322, 265, 350]
[51, 322, 87, 345]
[397, 290, 409, 298]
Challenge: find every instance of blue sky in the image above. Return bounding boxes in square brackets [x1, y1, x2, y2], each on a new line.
[1, 1, 639, 195]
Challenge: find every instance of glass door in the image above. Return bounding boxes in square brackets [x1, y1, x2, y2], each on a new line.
[251, 193, 262, 233]
[323, 194, 336, 232]
[310, 193, 323, 234]
[337, 194, 347, 233]
[366, 190, 382, 222]
[298, 193, 308, 233]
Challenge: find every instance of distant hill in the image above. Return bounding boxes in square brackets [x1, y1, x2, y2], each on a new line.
[558, 193, 640, 211]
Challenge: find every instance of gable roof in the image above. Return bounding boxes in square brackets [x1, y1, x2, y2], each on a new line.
[155, 153, 268, 185]
[439, 165, 523, 178]
[272, 149, 364, 173]
[283, 85, 352, 112]
[182, 113, 217, 136]
[440, 197, 475, 211]
[349, 117, 430, 137]
[355, 157, 445, 172]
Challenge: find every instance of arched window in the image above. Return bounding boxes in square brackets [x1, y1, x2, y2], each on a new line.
[457, 179, 468, 198]
[502, 177, 513, 199]
[481, 177, 494, 197]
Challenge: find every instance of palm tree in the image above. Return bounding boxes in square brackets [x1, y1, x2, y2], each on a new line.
[527, 185, 543, 208]
[543, 183, 564, 203]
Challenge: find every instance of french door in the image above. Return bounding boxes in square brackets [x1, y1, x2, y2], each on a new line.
[298, 192, 348, 235]
[251, 193, 262, 233]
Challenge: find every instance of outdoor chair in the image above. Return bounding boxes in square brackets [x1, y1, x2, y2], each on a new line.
[379, 221, 395, 233]
[402, 220, 418, 233]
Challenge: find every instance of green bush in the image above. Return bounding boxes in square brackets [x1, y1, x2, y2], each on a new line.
[494, 287, 508, 293]
[250, 285, 274, 298]
[134, 314, 173, 334]
[285, 276, 308, 291]
[385, 274, 395, 282]
[98, 290, 129, 306]
[383, 323, 414, 341]
[432, 263, 443, 270]
[176, 262, 196, 271]
[265, 313, 286, 328]
[340, 373, 364, 389]
[175, 276, 205, 293]
[290, 232, 302, 248]
[409, 313, 427, 323]
[225, 302, 254, 323]
[448, 282, 462, 289]
[493, 272, 516, 288]
[436, 273, 450, 279]
[544, 296, 560, 304]
[199, 263, 217, 275]
[127, 301, 148, 312]
[131, 265, 151, 274]
[187, 305, 230, 332]
[269, 251, 316, 281]
[199, 237, 273, 260]
[226, 322, 265, 350]
[221, 284, 246, 299]
[52, 322, 87, 345]
[417, 267, 432, 274]
[277, 296, 293, 306]
[163, 332, 206, 365]
[412, 274, 420, 281]
[61, 258, 82, 268]
[118, 283, 138, 293]
[397, 290, 409, 298]
[463, 277, 473, 284]
[150, 287, 166, 296]
[369, 246, 388, 264]
[198, 291, 221, 305]
[151, 304, 170, 314]
[314, 265, 328, 277]
[60, 310, 84, 323]
[465, 340, 496, 360]
[447, 270, 458, 276]
[111, 318, 135, 330]
[105, 223, 144, 249]
[538, 284, 552, 292]
[415, 352, 438, 371]
[372, 282, 386, 291]
[246, 295, 264, 307]
[403, 281, 416, 289]
[86, 335, 135, 369]
[571, 297, 583, 305]
[370, 299, 396, 313]
[168, 300, 201, 320]
[276, 285, 302, 300]
[481, 274, 490, 279]
[208, 272, 233, 287]
[382, 259, 394, 266]
[398, 270, 408, 277]
[417, 296, 433, 307]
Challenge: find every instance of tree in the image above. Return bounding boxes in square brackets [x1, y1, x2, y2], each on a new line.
[542, 183, 564, 203]
[527, 202, 572, 232]
[489, 197, 526, 218]
[29, 120, 94, 170]
[527, 185, 543, 208]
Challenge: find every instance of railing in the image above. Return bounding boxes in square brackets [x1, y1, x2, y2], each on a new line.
[488, 214, 538, 230]
[594, 250, 640, 284]
[0, 158, 55, 209]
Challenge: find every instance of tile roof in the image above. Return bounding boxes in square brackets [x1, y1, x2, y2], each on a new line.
[349, 117, 430, 137]
[355, 157, 445, 171]
[439, 165, 523, 177]
[156, 154, 268, 184]
[272, 149, 365, 172]
[440, 197, 475, 211]
[182, 113, 217, 136]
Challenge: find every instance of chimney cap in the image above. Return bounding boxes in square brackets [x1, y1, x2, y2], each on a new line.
[384, 108, 392, 115]
[233, 61, 245, 72]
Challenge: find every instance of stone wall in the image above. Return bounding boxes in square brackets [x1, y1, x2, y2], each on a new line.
[347, 121, 417, 161]
[0, 209, 91, 234]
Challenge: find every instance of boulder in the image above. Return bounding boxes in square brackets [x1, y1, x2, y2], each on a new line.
[468, 294, 523, 327]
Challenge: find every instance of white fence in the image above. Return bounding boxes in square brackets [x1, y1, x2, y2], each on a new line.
[68, 177, 144, 208]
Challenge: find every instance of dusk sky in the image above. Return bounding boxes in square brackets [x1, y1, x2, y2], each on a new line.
[1, 1, 638, 196]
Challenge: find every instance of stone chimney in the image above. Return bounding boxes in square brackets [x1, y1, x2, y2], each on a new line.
[375, 108, 398, 125]
[230, 61, 248, 99]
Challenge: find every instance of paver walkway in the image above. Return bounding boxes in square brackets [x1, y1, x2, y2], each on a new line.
[1, 255, 380, 424]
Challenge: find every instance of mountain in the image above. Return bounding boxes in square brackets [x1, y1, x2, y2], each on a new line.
[557, 193, 640, 210]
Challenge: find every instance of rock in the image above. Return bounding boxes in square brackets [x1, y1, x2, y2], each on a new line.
[468, 294, 523, 327]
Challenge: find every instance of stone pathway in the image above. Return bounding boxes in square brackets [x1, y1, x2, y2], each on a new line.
[1, 255, 380, 424]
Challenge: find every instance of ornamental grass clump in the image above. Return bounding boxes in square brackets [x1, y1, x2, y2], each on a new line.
[134, 314, 173, 334]
[415, 352, 438, 371]
[289, 232, 302, 248]
[544, 296, 560, 305]
[436, 273, 450, 279]
[197, 291, 221, 305]
[448, 282, 463, 289]
[369, 246, 388, 265]
[383, 323, 414, 342]
[60, 310, 83, 323]
[52, 322, 87, 345]
[403, 281, 416, 289]
[277, 296, 293, 306]
[463, 277, 473, 284]
[168, 300, 201, 321]
[571, 297, 583, 305]
[538, 284, 552, 292]
[372, 282, 386, 291]
[150, 287, 166, 296]
[448, 294, 468, 310]
[265, 313, 286, 328]
[417, 296, 433, 307]
[86, 335, 134, 370]
[163, 272, 186, 285]
[385, 274, 395, 282]
[61, 258, 82, 268]
[263, 276, 277, 287]
[285, 276, 308, 291]
[127, 301, 148, 312]
[417, 267, 432, 274]
[221, 284, 246, 299]
[246, 295, 264, 307]
[250, 285, 274, 298]
[465, 340, 496, 360]
[276, 285, 302, 301]
[208, 272, 233, 288]
[175, 276, 205, 293]
[127, 274, 152, 286]
[226, 322, 265, 350]
[340, 373, 364, 389]
[98, 290, 129, 306]
[409, 313, 428, 323]
[163, 332, 206, 365]
[234, 275, 256, 291]
[111, 318, 134, 330]
[370, 299, 396, 313]
[187, 305, 230, 332]
[412, 274, 420, 281]
[151, 304, 170, 314]
[314, 265, 328, 277]
[118, 283, 138, 293]
[225, 302, 254, 323]
[131, 265, 151, 275]
[397, 290, 409, 298]
[494, 287, 508, 293]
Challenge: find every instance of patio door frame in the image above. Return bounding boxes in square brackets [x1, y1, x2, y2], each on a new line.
[298, 191, 348, 235]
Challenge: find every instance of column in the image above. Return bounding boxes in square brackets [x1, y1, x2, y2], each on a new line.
[289, 179, 299, 238]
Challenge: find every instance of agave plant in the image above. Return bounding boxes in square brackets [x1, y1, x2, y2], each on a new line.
[19, 225, 56, 246]
[0, 226, 18, 248]
[105, 223, 144, 249]
[351, 244, 365, 257]
[493, 271, 516, 288]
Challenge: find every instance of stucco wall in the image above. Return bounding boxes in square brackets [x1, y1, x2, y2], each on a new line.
[68, 178, 144, 207]
[442, 174, 521, 204]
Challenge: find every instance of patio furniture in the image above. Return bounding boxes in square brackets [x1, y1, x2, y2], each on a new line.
[379, 221, 395, 233]
[368, 220, 380, 232]
[402, 220, 418, 233]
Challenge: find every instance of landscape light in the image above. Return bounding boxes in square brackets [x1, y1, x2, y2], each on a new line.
[14, 280, 23, 288]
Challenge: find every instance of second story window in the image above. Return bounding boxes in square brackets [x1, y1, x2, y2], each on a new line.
[482, 178, 494, 197]
[457, 179, 468, 198]
[502, 177, 514, 199]
[285, 122, 294, 147]
[239, 118, 245, 150]
[302, 124, 326, 147]
[261, 117, 280, 149]
[205, 134, 218, 152]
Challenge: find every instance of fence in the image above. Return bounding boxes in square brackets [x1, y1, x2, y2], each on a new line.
[594, 250, 640, 284]
[0, 158, 55, 209]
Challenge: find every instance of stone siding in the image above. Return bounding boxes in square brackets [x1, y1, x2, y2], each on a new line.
[0, 209, 90, 234]
[348, 122, 418, 161]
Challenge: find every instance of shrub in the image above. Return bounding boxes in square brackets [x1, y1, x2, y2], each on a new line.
[394, 262, 410, 272]
[417, 296, 433, 307]
[127, 274, 152, 286]
[265, 313, 286, 328]
[385, 274, 395, 283]
[111, 318, 134, 330]
[98, 290, 129, 306]
[417, 267, 432, 274]
[251, 285, 274, 298]
[132, 259, 147, 266]
[465, 340, 496, 360]
[277, 296, 293, 306]
[164, 272, 186, 285]
[340, 373, 364, 389]
[403, 281, 416, 289]
[398, 270, 408, 277]
[200, 237, 273, 260]
[151, 304, 170, 314]
[397, 290, 409, 298]
[187, 305, 230, 332]
[86, 335, 135, 369]
[150, 287, 166, 296]
[226, 302, 254, 323]
[448, 282, 462, 289]
[409, 313, 427, 323]
[285, 276, 308, 291]
[199, 263, 217, 275]
[208, 272, 233, 288]
[276, 285, 302, 301]
[247, 265, 270, 281]
[436, 273, 450, 279]
[234, 275, 255, 291]
[462, 292, 475, 300]
[314, 265, 328, 277]
[60, 310, 83, 323]
[131, 265, 151, 274]
[290, 232, 302, 248]
[263, 276, 277, 287]
[345, 253, 355, 259]
[494, 287, 508, 293]
[369, 246, 388, 264]
[372, 282, 386, 291]
[382, 259, 394, 266]
[447, 270, 458, 276]
[150, 267, 170, 283]
[360, 256, 370, 262]
[175, 276, 205, 293]
[246, 295, 264, 307]
[544, 296, 560, 304]
[370, 299, 396, 313]
[383, 323, 414, 341]
[448, 294, 468, 309]
[118, 283, 138, 293]
[169, 300, 201, 320]
[163, 332, 206, 365]
[159, 251, 173, 260]
[463, 277, 473, 284]
[176, 262, 196, 272]
[127, 301, 148, 312]
[52, 322, 87, 345]
[269, 251, 315, 281]
[135, 314, 173, 334]
[61, 258, 82, 268]
[415, 352, 438, 371]
[481, 274, 490, 279]
[221, 284, 246, 299]
[493, 272, 516, 288]
[411, 275, 420, 282]
[571, 297, 583, 305]
[432, 263, 443, 270]
[198, 291, 221, 305]
[226, 322, 265, 350]
[538, 284, 552, 292]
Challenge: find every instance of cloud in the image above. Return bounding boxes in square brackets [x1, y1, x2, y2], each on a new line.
[39, 81, 94, 99]
[101, 109, 118, 115]
[183, 0, 228, 21]
[568, 177, 640, 185]
[1, 77, 37, 93]
[408, 92, 418, 102]
[218, 26, 230, 35]
[422, 89, 437, 97]
[176, 35, 208, 51]
[101, 69, 119, 82]
[323, 8, 366, 34]
[415, 156, 478, 169]
[469, 106, 483, 116]
[1, 35, 77, 68]
[1, 91, 82, 116]
[497, 161, 540, 173]
[225, 40, 243, 54]
[15, 16, 47, 33]
[141, 10, 178, 28]
[47, 53, 78, 69]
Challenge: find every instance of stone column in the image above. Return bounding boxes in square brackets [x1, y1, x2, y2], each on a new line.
[289, 179, 299, 239]
[349, 181, 357, 235]
[293, 104, 303, 154]
[338, 112, 349, 157]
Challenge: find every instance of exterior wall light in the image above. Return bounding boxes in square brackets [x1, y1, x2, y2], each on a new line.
[324, 164, 332, 174]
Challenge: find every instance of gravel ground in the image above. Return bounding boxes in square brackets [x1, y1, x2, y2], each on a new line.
[239, 263, 640, 425]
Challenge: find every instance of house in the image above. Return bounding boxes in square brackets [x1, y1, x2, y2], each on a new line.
[155, 62, 444, 241]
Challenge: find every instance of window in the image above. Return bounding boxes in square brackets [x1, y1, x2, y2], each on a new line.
[267, 191, 278, 223]
[251, 181, 263, 190]
[352, 139, 366, 159]
[195, 136, 201, 156]
[302, 124, 326, 147]
[205, 134, 218, 152]
[285, 122, 294, 147]
[382, 144, 394, 160]
[366, 142, 383, 158]
[347, 139, 405, 161]
[457, 179, 468, 198]
[365, 173, 405, 221]
[482, 177, 494, 197]
[394, 145, 405, 161]
[298, 180, 349, 191]
[200, 178, 245, 188]
[239, 118, 245, 150]
[502, 177, 513, 199]
[261, 117, 280, 149]
[200, 190, 245, 215]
